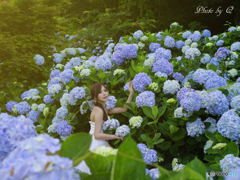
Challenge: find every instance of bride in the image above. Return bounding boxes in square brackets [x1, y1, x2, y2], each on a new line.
[75, 81, 134, 174]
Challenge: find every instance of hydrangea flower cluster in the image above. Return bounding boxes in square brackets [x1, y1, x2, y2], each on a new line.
[6, 101, 18, 112]
[188, 32, 201, 42]
[48, 84, 62, 96]
[94, 146, 118, 156]
[172, 158, 185, 172]
[102, 118, 120, 131]
[186, 118, 205, 137]
[111, 50, 125, 66]
[124, 82, 130, 91]
[185, 47, 201, 59]
[149, 43, 161, 52]
[154, 47, 172, 61]
[80, 101, 88, 114]
[192, 69, 218, 85]
[156, 31, 163, 40]
[145, 168, 160, 180]
[44, 95, 54, 104]
[212, 143, 227, 150]
[0, 113, 37, 161]
[175, 40, 185, 49]
[21, 88, 40, 100]
[219, 154, 240, 172]
[80, 69, 91, 77]
[137, 143, 158, 165]
[135, 91, 155, 108]
[132, 73, 152, 92]
[180, 92, 202, 112]
[148, 82, 159, 91]
[65, 48, 77, 56]
[129, 116, 143, 128]
[173, 107, 192, 118]
[95, 55, 112, 71]
[60, 69, 74, 84]
[163, 80, 180, 95]
[196, 90, 210, 108]
[0, 133, 79, 180]
[122, 44, 138, 59]
[230, 42, 240, 51]
[55, 121, 72, 136]
[217, 109, 240, 141]
[133, 30, 144, 40]
[215, 47, 230, 60]
[53, 53, 64, 63]
[140, 35, 148, 41]
[182, 31, 192, 39]
[34, 54, 45, 65]
[173, 72, 184, 82]
[152, 58, 173, 76]
[15, 101, 31, 114]
[203, 140, 214, 154]
[216, 40, 224, 46]
[50, 69, 61, 79]
[203, 117, 217, 133]
[227, 83, 240, 101]
[204, 76, 227, 90]
[202, 29, 211, 37]
[230, 95, 240, 110]
[200, 54, 211, 64]
[206, 90, 229, 116]
[154, 71, 168, 80]
[164, 36, 175, 48]
[143, 56, 156, 68]
[26, 110, 41, 123]
[68, 87, 86, 105]
[56, 106, 68, 120]
[115, 125, 130, 137]
[113, 69, 125, 76]
[105, 96, 117, 110]
[228, 68, 238, 77]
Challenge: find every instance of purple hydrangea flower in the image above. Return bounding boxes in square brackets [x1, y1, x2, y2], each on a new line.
[44, 95, 54, 104]
[182, 31, 192, 39]
[180, 92, 202, 113]
[111, 50, 124, 66]
[27, 110, 41, 123]
[133, 73, 152, 92]
[149, 43, 161, 52]
[152, 58, 173, 76]
[188, 32, 201, 42]
[209, 57, 220, 67]
[122, 44, 138, 59]
[154, 47, 172, 61]
[124, 82, 130, 91]
[202, 29, 211, 37]
[105, 96, 117, 110]
[135, 91, 155, 108]
[173, 72, 184, 82]
[55, 121, 72, 136]
[164, 36, 175, 48]
[216, 40, 224, 46]
[6, 101, 18, 112]
[60, 69, 74, 84]
[175, 40, 185, 49]
[102, 118, 120, 131]
[48, 84, 62, 96]
[214, 47, 230, 60]
[68, 87, 86, 105]
[230, 42, 240, 51]
[114, 43, 127, 51]
[220, 154, 240, 173]
[186, 118, 205, 137]
[133, 30, 144, 40]
[50, 69, 61, 79]
[15, 101, 31, 114]
[177, 87, 196, 102]
[204, 76, 227, 90]
[192, 69, 218, 85]
[95, 55, 112, 71]
[77, 48, 85, 54]
[56, 107, 68, 120]
[48, 78, 62, 88]
[156, 31, 163, 40]
[88, 56, 98, 62]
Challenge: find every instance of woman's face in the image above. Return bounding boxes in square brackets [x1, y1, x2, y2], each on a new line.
[96, 85, 108, 102]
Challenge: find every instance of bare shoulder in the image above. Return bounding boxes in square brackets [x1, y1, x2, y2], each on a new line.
[91, 106, 104, 121]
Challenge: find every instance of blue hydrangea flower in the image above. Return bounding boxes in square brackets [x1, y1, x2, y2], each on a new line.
[149, 43, 161, 52]
[173, 72, 184, 82]
[186, 118, 205, 137]
[228, 27, 237, 32]
[204, 76, 227, 90]
[27, 110, 40, 123]
[114, 43, 127, 51]
[164, 36, 175, 48]
[216, 40, 224, 46]
[132, 73, 152, 92]
[37, 103, 46, 112]
[230, 95, 240, 110]
[156, 31, 163, 40]
[175, 40, 185, 49]
[105, 96, 117, 110]
[34, 54, 44, 65]
[137, 143, 148, 156]
[192, 69, 218, 85]
[196, 90, 210, 108]
[227, 83, 240, 102]
[206, 90, 229, 116]
[56, 107, 68, 120]
[88, 56, 98, 62]
[53, 53, 63, 63]
[215, 47, 230, 60]
[60, 69, 74, 84]
[146, 168, 160, 180]
[68, 87, 86, 106]
[188, 32, 201, 42]
[111, 50, 124, 65]
[200, 54, 211, 64]
[95, 55, 112, 71]
[44, 95, 54, 104]
[0, 113, 37, 161]
[185, 47, 201, 59]
[6, 101, 18, 112]
[220, 154, 240, 172]
[102, 118, 120, 131]
[48, 84, 62, 96]
[77, 48, 86, 54]
[50, 69, 61, 79]
[237, 77, 240, 83]
[115, 125, 130, 137]
[122, 44, 138, 59]
[154, 72, 168, 80]
[65, 48, 76, 56]
[182, 31, 192, 39]
[154, 47, 172, 61]
[15, 101, 31, 114]
[137, 143, 158, 164]
[217, 109, 240, 141]
[163, 80, 180, 95]
[135, 91, 155, 108]
[21, 89, 39, 100]
[209, 57, 220, 67]
[202, 29, 211, 37]
[70, 57, 81, 67]
[133, 30, 144, 40]
[55, 121, 72, 136]
[177, 87, 196, 102]
[48, 78, 62, 88]
[152, 58, 173, 76]
[230, 42, 240, 51]
[180, 92, 202, 112]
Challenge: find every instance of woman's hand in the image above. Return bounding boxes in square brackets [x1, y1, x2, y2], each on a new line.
[115, 135, 123, 141]
[128, 80, 134, 95]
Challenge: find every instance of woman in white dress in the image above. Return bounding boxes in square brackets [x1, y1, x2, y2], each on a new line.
[75, 81, 134, 174]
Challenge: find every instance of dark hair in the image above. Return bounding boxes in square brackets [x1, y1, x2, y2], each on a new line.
[90, 83, 108, 121]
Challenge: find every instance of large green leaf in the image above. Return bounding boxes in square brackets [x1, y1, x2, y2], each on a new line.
[61, 132, 91, 166]
[204, 131, 217, 142]
[183, 157, 206, 180]
[85, 153, 111, 174]
[156, 104, 167, 121]
[228, 141, 239, 157]
[83, 172, 111, 180]
[171, 128, 186, 141]
[142, 106, 154, 119]
[152, 106, 158, 120]
[111, 137, 146, 180]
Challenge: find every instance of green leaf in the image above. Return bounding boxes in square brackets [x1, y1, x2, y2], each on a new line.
[153, 138, 164, 144]
[89, 74, 100, 82]
[205, 131, 217, 141]
[141, 134, 149, 142]
[204, 155, 216, 163]
[85, 153, 111, 173]
[125, 103, 133, 111]
[142, 106, 154, 119]
[153, 133, 161, 141]
[172, 128, 186, 141]
[156, 104, 167, 121]
[169, 125, 179, 135]
[158, 123, 171, 137]
[183, 157, 206, 180]
[152, 106, 158, 120]
[61, 133, 91, 166]
[83, 172, 111, 180]
[156, 141, 171, 150]
[131, 60, 138, 72]
[228, 141, 239, 156]
[111, 137, 146, 180]
[210, 164, 221, 171]
[121, 112, 133, 118]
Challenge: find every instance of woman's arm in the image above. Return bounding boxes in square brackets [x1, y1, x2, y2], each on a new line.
[94, 108, 123, 141]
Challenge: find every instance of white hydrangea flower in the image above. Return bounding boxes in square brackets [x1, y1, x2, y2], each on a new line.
[212, 143, 227, 150]
[205, 43, 213, 47]
[55, 64, 64, 69]
[172, 158, 185, 172]
[80, 56, 87, 60]
[47, 123, 57, 133]
[204, 140, 214, 154]
[149, 82, 159, 91]
[185, 39, 192, 46]
[31, 103, 39, 111]
[184, 82, 191, 88]
[181, 45, 191, 53]
[113, 69, 125, 76]
[191, 42, 198, 48]
[80, 69, 91, 77]
[94, 146, 118, 156]
[129, 116, 143, 128]
[80, 101, 88, 114]
[138, 42, 145, 49]
[74, 65, 84, 72]
[140, 35, 148, 41]
[170, 22, 179, 28]
[143, 56, 156, 68]
[12, 105, 17, 114]
[228, 69, 238, 77]
[43, 107, 49, 117]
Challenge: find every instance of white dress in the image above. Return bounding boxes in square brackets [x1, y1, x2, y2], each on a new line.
[75, 116, 110, 174]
